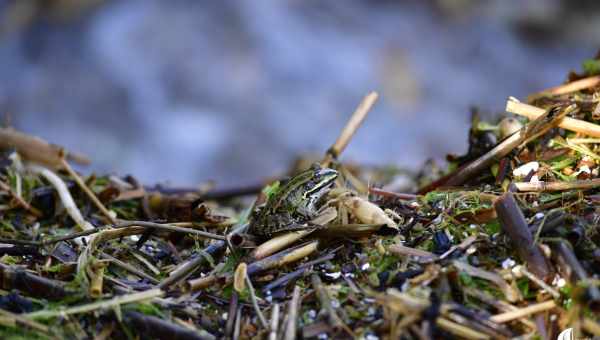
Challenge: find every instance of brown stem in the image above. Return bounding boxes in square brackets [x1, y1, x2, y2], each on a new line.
[428, 104, 575, 190]
[493, 192, 551, 279]
[552, 241, 600, 311]
[513, 179, 600, 192]
[115, 220, 226, 240]
[323, 91, 378, 165]
[158, 240, 226, 289]
[0, 263, 71, 300]
[0, 180, 42, 216]
[125, 311, 211, 340]
[60, 158, 116, 224]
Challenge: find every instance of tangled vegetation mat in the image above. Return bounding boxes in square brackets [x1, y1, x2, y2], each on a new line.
[1, 58, 600, 340]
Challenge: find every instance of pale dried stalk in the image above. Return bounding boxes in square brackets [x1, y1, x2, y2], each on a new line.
[388, 243, 437, 260]
[89, 260, 107, 298]
[245, 274, 269, 329]
[513, 179, 600, 192]
[489, 300, 556, 323]
[323, 91, 378, 165]
[0, 127, 90, 168]
[233, 262, 247, 293]
[312, 274, 343, 331]
[130, 251, 161, 275]
[26, 288, 164, 319]
[518, 266, 560, 299]
[268, 303, 280, 340]
[186, 274, 218, 292]
[0, 308, 51, 336]
[583, 318, 600, 336]
[453, 261, 520, 303]
[27, 164, 94, 232]
[116, 220, 226, 240]
[188, 241, 319, 293]
[531, 75, 600, 97]
[436, 317, 489, 340]
[379, 289, 430, 315]
[251, 207, 335, 260]
[100, 253, 159, 284]
[251, 230, 314, 260]
[284, 286, 301, 340]
[276, 241, 318, 265]
[61, 158, 116, 224]
[506, 98, 600, 138]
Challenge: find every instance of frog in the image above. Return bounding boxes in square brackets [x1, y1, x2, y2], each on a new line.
[248, 163, 338, 237]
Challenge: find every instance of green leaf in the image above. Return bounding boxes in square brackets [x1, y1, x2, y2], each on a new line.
[459, 272, 474, 287]
[582, 59, 600, 76]
[262, 181, 280, 200]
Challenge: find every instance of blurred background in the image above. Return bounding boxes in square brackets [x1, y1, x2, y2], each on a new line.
[0, 0, 597, 188]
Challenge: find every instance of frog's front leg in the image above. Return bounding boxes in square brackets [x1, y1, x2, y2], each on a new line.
[264, 214, 323, 236]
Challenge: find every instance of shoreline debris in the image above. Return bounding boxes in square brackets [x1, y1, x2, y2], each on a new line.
[1, 57, 600, 339]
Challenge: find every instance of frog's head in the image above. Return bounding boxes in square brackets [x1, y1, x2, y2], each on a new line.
[302, 164, 338, 201]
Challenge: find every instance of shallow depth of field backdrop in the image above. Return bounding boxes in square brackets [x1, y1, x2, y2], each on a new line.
[0, 0, 597, 186]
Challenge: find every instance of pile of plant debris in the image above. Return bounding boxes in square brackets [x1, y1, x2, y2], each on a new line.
[1, 60, 600, 340]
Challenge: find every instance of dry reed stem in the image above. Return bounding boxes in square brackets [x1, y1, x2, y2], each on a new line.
[506, 98, 600, 138]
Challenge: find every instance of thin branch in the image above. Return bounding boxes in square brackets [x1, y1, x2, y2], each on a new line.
[115, 220, 226, 240]
[435, 317, 489, 340]
[489, 300, 556, 323]
[26, 164, 94, 232]
[268, 303, 280, 340]
[323, 91, 378, 164]
[245, 273, 269, 329]
[368, 187, 418, 200]
[224, 292, 238, 338]
[247, 241, 319, 276]
[517, 266, 560, 299]
[513, 179, 600, 192]
[101, 253, 159, 285]
[0, 309, 53, 338]
[26, 288, 164, 319]
[60, 158, 116, 224]
[0, 180, 42, 216]
[284, 286, 301, 340]
[158, 240, 226, 289]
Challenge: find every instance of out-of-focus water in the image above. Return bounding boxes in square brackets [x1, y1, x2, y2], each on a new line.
[0, 1, 595, 187]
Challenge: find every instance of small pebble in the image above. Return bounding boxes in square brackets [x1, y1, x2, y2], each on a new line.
[513, 162, 539, 177]
[325, 272, 342, 280]
[502, 258, 516, 269]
